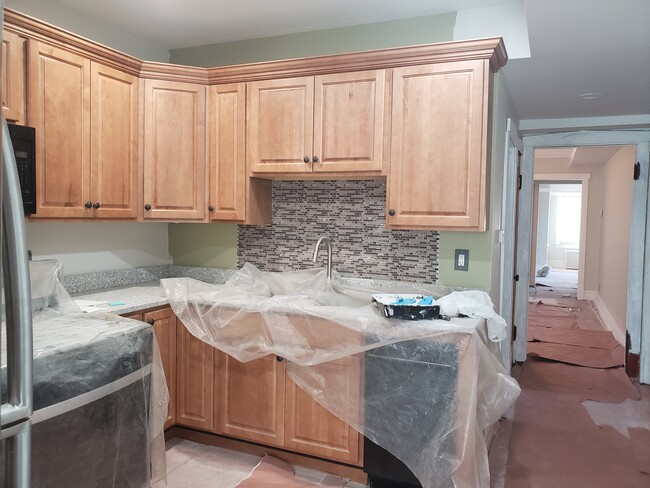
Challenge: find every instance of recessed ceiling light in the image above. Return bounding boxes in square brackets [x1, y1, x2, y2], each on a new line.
[578, 92, 603, 100]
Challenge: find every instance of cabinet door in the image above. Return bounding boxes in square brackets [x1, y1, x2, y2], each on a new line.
[2, 30, 25, 124]
[387, 60, 488, 230]
[143, 308, 177, 430]
[313, 70, 385, 174]
[247, 76, 313, 174]
[208, 83, 246, 221]
[90, 63, 139, 219]
[284, 357, 362, 465]
[143, 79, 207, 220]
[176, 320, 214, 431]
[218, 354, 285, 447]
[28, 40, 91, 218]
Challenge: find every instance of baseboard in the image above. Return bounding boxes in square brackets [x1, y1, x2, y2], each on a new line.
[592, 293, 626, 345]
[582, 290, 597, 301]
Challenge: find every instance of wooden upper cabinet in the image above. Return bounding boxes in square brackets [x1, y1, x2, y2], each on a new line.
[176, 320, 214, 432]
[247, 71, 386, 176]
[247, 76, 314, 174]
[90, 63, 139, 219]
[218, 354, 286, 447]
[208, 83, 246, 221]
[284, 357, 363, 465]
[2, 30, 26, 124]
[143, 79, 207, 221]
[28, 40, 91, 218]
[387, 60, 488, 231]
[142, 307, 178, 430]
[313, 70, 385, 173]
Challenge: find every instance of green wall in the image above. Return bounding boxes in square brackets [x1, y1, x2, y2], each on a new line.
[169, 224, 238, 269]
[170, 13, 456, 67]
[168, 11, 506, 290]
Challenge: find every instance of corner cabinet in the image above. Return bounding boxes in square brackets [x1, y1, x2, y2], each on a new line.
[27, 40, 139, 219]
[386, 60, 489, 231]
[142, 79, 207, 221]
[247, 70, 386, 176]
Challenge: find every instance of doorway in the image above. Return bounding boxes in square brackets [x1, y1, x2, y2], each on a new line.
[512, 132, 650, 383]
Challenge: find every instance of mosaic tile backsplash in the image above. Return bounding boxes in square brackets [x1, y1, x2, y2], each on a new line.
[238, 180, 439, 283]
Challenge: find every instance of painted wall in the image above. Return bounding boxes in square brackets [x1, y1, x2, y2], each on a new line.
[169, 223, 238, 269]
[170, 13, 456, 67]
[6, 0, 170, 62]
[26, 222, 172, 276]
[598, 147, 635, 340]
[534, 156, 604, 293]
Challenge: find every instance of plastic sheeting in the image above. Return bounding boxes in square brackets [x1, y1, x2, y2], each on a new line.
[1, 260, 168, 487]
[162, 263, 520, 488]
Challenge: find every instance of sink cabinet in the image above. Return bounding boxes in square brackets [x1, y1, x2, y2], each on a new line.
[27, 40, 139, 219]
[247, 70, 386, 176]
[217, 353, 286, 447]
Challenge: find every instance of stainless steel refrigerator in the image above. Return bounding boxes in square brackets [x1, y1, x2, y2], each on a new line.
[0, 28, 35, 485]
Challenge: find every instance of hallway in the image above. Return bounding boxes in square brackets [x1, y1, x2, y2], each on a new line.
[501, 289, 649, 487]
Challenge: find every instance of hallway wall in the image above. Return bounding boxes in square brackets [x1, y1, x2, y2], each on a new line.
[597, 147, 635, 342]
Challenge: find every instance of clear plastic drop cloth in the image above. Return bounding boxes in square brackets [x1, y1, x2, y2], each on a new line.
[1, 260, 168, 487]
[162, 263, 521, 488]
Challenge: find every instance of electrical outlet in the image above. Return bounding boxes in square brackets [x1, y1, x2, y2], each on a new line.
[454, 249, 469, 271]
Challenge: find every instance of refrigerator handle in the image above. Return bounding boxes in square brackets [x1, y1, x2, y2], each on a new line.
[1, 115, 34, 427]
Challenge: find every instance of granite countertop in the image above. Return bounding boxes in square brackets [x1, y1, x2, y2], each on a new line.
[72, 281, 169, 315]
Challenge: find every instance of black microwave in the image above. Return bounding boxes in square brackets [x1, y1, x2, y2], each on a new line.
[8, 123, 36, 215]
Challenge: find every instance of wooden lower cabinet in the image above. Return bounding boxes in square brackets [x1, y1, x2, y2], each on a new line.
[176, 322, 215, 431]
[217, 353, 286, 447]
[126, 306, 363, 466]
[124, 308, 177, 430]
[284, 357, 363, 465]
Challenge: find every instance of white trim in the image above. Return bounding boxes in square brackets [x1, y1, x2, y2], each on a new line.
[514, 130, 650, 381]
[582, 290, 598, 301]
[533, 173, 590, 300]
[520, 115, 650, 134]
[499, 118, 522, 371]
[593, 294, 626, 345]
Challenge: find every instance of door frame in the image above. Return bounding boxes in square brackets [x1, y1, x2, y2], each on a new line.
[512, 130, 650, 385]
[532, 174, 590, 299]
[499, 118, 523, 371]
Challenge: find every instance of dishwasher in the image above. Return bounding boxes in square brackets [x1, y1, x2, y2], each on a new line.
[363, 339, 459, 488]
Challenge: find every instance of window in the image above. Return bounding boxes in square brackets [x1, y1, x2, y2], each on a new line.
[554, 191, 581, 249]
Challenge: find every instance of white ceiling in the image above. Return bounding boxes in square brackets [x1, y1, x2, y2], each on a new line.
[535, 146, 626, 169]
[46, 0, 650, 122]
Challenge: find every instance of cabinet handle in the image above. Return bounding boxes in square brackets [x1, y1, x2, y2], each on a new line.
[303, 156, 310, 163]
[144, 204, 152, 211]
[84, 201, 92, 209]
[276, 356, 284, 362]
[209, 205, 215, 212]
[147, 319, 155, 325]
[388, 209, 396, 216]
[93, 202, 101, 209]
[312, 156, 319, 163]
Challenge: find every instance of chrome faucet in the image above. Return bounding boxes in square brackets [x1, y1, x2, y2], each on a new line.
[312, 237, 333, 280]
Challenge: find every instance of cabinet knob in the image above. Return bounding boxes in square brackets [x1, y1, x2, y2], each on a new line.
[147, 319, 155, 325]
[209, 205, 215, 212]
[144, 204, 152, 211]
[312, 156, 319, 163]
[388, 209, 396, 216]
[303, 156, 310, 163]
[93, 201, 101, 209]
[276, 356, 284, 362]
[84, 201, 93, 209]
